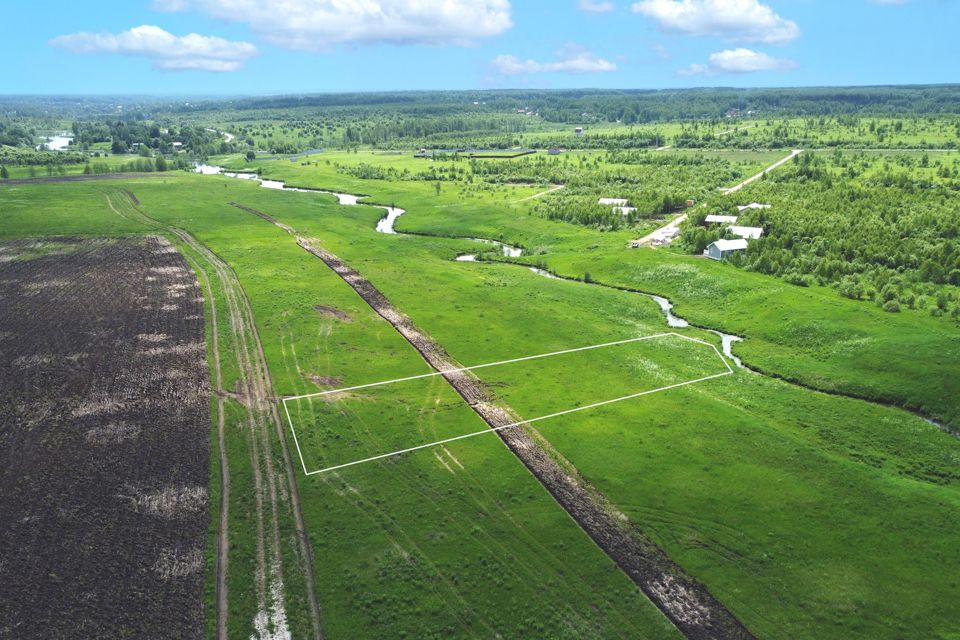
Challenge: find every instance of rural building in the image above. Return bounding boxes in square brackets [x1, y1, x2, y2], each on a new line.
[729, 226, 764, 239]
[599, 198, 628, 206]
[704, 238, 749, 260]
[575, 127, 584, 136]
[737, 203, 771, 211]
[131, 143, 140, 151]
[704, 214, 738, 224]
[172, 141, 184, 151]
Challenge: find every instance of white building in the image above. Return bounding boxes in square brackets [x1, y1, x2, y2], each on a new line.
[737, 203, 771, 211]
[599, 198, 628, 206]
[729, 226, 764, 239]
[704, 238, 749, 261]
[704, 214, 738, 224]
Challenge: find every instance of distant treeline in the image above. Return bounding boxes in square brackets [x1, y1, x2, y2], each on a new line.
[173, 86, 960, 123]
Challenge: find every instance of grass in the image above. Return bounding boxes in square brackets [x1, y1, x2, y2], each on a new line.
[3, 135, 959, 640]
[0, 175, 682, 640]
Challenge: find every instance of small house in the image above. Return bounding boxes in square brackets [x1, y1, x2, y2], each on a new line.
[575, 127, 584, 136]
[704, 214, 738, 225]
[729, 226, 764, 240]
[130, 143, 140, 151]
[704, 239, 749, 261]
[172, 141, 184, 151]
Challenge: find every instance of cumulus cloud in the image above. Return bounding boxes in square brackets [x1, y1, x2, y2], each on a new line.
[579, 0, 616, 13]
[678, 47, 796, 75]
[492, 46, 616, 75]
[152, 0, 513, 50]
[50, 25, 257, 71]
[632, 0, 799, 44]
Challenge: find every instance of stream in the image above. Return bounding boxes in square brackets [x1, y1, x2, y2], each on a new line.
[192, 164, 958, 432]
[195, 164, 768, 370]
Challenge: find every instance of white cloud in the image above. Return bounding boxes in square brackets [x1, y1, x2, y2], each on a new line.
[678, 47, 796, 75]
[153, 0, 513, 50]
[632, 0, 799, 44]
[492, 46, 616, 75]
[50, 25, 257, 71]
[579, 0, 616, 13]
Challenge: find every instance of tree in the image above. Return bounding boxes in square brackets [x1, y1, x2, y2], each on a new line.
[246, 150, 256, 162]
[0, 165, 8, 179]
[434, 182, 442, 197]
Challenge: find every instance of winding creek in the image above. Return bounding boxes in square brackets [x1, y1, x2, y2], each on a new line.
[192, 164, 958, 434]
[195, 163, 746, 366]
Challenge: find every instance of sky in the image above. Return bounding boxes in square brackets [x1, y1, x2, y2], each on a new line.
[3, 0, 956, 95]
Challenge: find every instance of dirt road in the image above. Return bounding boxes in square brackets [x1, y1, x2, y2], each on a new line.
[108, 192, 323, 640]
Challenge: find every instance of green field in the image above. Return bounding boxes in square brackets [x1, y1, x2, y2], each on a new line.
[3, 95, 960, 640]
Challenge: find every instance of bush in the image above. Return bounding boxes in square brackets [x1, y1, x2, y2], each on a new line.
[882, 300, 901, 313]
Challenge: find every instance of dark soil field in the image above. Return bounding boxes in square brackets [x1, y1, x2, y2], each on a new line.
[0, 236, 210, 639]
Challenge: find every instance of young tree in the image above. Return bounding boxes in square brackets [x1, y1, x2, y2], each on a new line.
[0, 165, 8, 179]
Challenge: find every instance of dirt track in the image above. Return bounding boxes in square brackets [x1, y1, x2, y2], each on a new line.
[108, 193, 323, 639]
[232, 200, 757, 640]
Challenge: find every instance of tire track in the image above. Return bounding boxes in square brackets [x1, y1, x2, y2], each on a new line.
[107, 192, 323, 639]
[231, 200, 756, 640]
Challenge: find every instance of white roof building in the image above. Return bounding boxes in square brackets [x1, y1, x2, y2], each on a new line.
[729, 226, 764, 239]
[599, 198, 628, 206]
[704, 238, 749, 261]
[737, 203, 771, 211]
[705, 214, 739, 224]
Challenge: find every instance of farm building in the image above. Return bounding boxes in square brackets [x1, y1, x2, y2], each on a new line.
[729, 226, 764, 239]
[704, 238, 749, 261]
[599, 198, 628, 206]
[172, 141, 183, 151]
[575, 127, 584, 136]
[704, 214, 738, 224]
[737, 203, 771, 211]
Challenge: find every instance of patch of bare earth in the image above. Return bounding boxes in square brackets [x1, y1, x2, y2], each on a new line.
[0, 236, 210, 639]
[313, 305, 352, 323]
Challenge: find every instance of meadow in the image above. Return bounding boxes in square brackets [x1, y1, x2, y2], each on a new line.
[3, 89, 960, 640]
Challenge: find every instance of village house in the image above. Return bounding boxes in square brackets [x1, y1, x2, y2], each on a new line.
[704, 238, 749, 261]
[729, 226, 764, 239]
[704, 214, 738, 224]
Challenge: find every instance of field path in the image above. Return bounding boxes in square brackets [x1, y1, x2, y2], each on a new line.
[231, 200, 757, 640]
[107, 192, 324, 640]
[722, 149, 803, 194]
[182, 248, 231, 640]
[516, 184, 565, 202]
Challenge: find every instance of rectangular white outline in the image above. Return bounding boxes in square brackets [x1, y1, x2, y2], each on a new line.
[282, 332, 733, 475]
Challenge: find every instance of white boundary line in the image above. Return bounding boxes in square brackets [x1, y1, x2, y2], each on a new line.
[282, 332, 734, 475]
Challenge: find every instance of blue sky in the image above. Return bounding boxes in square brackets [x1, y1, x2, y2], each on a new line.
[4, 0, 955, 94]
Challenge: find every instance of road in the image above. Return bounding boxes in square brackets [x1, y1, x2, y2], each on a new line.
[723, 149, 803, 194]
